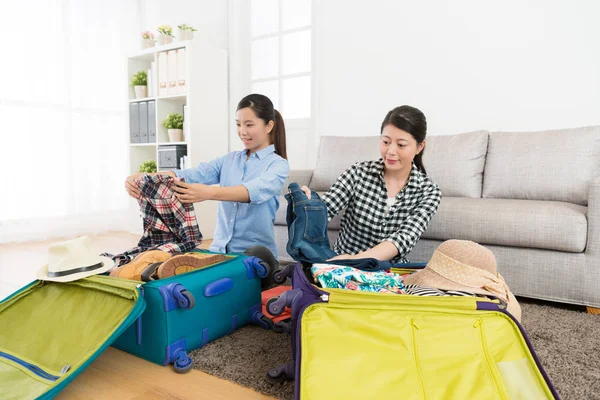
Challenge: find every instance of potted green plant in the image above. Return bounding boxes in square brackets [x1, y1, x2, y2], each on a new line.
[138, 160, 157, 173]
[141, 31, 155, 49]
[163, 112, 184, 142]
[177, 24, 198, 41]
[157, 24, 174, 45]
[131, 70, 147, 99]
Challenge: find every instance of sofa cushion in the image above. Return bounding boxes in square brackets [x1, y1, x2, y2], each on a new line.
[422, 197, 588, 252]
[310, 136, 381, 191]
[483, 126, 600, 206]
[280, 169, 313, 195]
[423, 130, 489, 198]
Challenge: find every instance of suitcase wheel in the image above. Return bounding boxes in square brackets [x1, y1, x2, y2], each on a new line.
[243, 246, 277, 289]
[273, 270, 286, 285]
[252, 310, 274, 330]
[273, 263, 294, 284]
[268, 289, 301, 315]
[273, 320, 291, 334]
[259, 314, 274, 330]
[266, 363, 294, 384]
[266, 367, 287, 384]
[255, 260, 269, 279]
[266, 297, 284, 316]
[173, 352, 194, 374]
[174, 289, 195, 310]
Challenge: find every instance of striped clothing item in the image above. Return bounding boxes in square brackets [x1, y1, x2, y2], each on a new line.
[404, 284, 480, 298]
[103, 174, 202, 266]
[322, 160, 441, 263]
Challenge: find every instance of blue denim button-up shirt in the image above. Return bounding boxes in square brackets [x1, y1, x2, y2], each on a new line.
[175, 145, 289, 257]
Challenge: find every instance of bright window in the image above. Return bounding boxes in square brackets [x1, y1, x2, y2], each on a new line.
[250, 0, 311, 120]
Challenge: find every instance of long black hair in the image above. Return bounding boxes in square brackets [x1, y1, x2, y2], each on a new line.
[380, 105, 427, 174]
[237, 94, 287, 159]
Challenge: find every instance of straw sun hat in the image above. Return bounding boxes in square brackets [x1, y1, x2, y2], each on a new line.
[404, 240, 521, 321]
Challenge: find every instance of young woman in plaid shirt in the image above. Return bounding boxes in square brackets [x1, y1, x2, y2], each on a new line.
[302, 105, 441, 263]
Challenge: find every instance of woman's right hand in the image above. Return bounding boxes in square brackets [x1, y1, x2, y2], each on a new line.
[125, 173, 143, 199]
[301, 185, 311, 199]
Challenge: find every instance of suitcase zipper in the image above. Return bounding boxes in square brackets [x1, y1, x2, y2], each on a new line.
[325, 288, 499, 310]
[410, 320, 427, 399]
[475, 319, 509, 399]
[0, 351, 60, 381]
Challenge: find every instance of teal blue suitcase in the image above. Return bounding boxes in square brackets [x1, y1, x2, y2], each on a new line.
[111, 250, 271, 372]
[0, 275, 145, 400]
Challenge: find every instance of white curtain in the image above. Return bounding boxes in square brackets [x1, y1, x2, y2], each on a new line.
[0, 0, 139, 243]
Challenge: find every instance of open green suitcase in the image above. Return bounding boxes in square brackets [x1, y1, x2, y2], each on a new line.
[0, 275, 145, 400]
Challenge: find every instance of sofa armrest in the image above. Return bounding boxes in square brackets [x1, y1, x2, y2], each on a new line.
[281, 169, 313, 195]
[586, 176, 600, 255]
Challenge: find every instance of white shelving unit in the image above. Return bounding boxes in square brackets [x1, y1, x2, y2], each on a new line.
[126, 40, 228, 238]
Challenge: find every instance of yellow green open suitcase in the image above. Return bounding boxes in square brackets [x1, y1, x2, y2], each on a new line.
[0, 276, 145, 400]
[266, 262, 559, 400]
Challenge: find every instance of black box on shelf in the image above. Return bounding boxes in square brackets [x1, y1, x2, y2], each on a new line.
[158, 144, 187, 169]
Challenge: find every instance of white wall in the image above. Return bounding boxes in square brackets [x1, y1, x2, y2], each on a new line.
[140, 0, 228, 50]
[315, 0, 600, 139]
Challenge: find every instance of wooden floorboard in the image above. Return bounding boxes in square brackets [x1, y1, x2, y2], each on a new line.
[1, 232, 274, 399]
[57, 347, 272, 400]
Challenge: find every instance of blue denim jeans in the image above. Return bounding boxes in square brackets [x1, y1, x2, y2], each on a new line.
[285, 183, 338, 263]
[285, 183, 429, 269]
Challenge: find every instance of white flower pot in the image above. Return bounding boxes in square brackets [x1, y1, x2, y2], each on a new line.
[141, 38, 154, 49]
[158, 35, 172, 45]
[134, 85, 147, 99]
[168, 129, 184, 142]
[178, 30, 194, 41]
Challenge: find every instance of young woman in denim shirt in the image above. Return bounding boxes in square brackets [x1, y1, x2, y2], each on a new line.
[303, 105, 441, 263]
[125, 94, 290, 258]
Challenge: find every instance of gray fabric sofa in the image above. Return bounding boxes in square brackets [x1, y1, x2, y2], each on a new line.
[274, 126, 600, 308]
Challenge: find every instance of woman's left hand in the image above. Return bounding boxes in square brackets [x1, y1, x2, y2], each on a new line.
[172, 181, 214, 203]
[327, 254, 357, 261]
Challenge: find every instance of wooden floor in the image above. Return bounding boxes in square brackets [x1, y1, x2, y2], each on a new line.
[0, 232, 274, 400]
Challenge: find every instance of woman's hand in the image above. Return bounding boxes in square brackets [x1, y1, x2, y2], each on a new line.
[173, 181, 215, 203]
[125, 173, 143, 199]
[327, 254, 357, 261]
[301, 185, 311, 199]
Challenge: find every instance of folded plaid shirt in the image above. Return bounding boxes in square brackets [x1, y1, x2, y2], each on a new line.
[103, 174, 203, 266]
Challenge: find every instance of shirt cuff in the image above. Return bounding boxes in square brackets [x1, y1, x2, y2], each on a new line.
[174, 169, 186, 180]
[242, 180, 262, 204]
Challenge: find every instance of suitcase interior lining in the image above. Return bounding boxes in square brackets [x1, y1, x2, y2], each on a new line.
[0, 277, 139, 390]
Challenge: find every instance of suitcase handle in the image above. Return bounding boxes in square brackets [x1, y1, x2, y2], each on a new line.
[204, 278, 234, 297]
